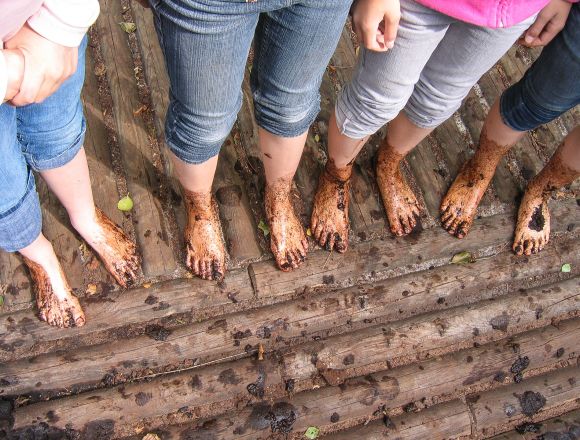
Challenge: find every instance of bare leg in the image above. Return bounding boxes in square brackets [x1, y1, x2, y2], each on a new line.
[376, 113, 433, 236]
[260, 128, 309, 271]
[513, 127, 580, 255]
[170, 152, 226, 281]
[440, 101, 524, 238]
[40, 147, 140, 287]
[311, 112, 367, 252]
[19, 234, 85, 327]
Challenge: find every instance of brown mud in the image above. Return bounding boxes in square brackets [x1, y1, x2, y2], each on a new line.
[514, 143, 580, 256]
[183, 190, 227, 281]
[22, 257, 85, 328]
[440, 129, 512, 238]
[311, 159, 352, 252]
[264, 177, 308, 271]
[375, 143, 421, 236]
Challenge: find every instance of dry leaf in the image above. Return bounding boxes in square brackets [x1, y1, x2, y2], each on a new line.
[86, 283, 98, 296]
[119, 22, 137, 33]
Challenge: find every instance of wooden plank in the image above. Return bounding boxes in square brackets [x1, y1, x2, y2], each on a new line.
[0, 268, 253, 363]
[126, 317, 579, 439]
[490, 408, 580, 439]
[2, 236, 576, 399]
[248, 198, 579, 299]
[282, 277, 580, 385]
[93, 0, 180, 278]
[332, 400, 471, 440]
[471, 366, 580, 438]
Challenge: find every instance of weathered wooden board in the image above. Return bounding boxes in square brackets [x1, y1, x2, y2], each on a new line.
[491, 408, 580, 439]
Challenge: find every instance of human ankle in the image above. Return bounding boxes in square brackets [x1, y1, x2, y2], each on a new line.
[184, 190, 214, 217]
[325, 158, 352, 182]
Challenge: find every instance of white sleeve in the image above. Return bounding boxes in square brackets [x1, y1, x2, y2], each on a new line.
[0, 51, 8, 104]
[27, 0, 100, 47]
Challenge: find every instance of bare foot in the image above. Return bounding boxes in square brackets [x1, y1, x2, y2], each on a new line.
[439, 158, 493, 239]
[376, 144, 421, 236]
[76, 208, 140, 288]
[311, 160, 351, 253]
[265, 178, 308, 271]
[23, 257, 85, 328]
[183, 191, 226, 281]
[513, 186, 550, 256]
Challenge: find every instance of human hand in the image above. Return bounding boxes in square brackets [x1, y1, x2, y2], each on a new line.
[5, 24, 78, 106]
[520, 0, 572, 47]
[352, 0, 401, 52]
[2, 49, 25, 103]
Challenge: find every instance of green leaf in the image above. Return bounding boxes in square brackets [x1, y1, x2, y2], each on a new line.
[119, 22, 137, 33]
[561, 263, 571, 273]
[451, 251, 474, 265]
[258, 219, 270, 237]
[0, 295, 4, 307]
[304, 427, 320, 439]
[117, 194, 134, 212]
[314, 134, 320, 143]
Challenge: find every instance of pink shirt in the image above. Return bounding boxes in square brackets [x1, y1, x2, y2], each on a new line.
[415, 0, 549, 28]
[0, 0, 100, 103]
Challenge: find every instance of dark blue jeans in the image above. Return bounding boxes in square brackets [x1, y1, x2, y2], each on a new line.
[500, 3, 580, 131]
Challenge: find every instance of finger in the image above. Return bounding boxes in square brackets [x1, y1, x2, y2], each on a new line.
[523, 14, 550, 45]
[536, 20, 564, 46]
[383, 12, 400, 48]
[10, 52, 43, 106]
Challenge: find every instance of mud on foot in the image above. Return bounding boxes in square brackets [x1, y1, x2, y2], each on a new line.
[23, 257, 85, 328]
[265, 178, 308, 272]
[440, 160, 490, 238]
[184, 191, 227, 281]
[513, 188, 550, 256]
[376, 145, 421, 236]
[311, 160, 351, 253]
[82, 208, 140, 288]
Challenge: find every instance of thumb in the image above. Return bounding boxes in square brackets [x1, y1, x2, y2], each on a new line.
[523, 14, 549, 44]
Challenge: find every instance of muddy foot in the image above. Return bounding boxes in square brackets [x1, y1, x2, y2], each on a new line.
[80, 208, 140, 288]
[513, 188, 550, 256]
[265, 178, 308, 271]
[376, 145, 421, 236]
[311, 160, 351, 253]
[184, 191, 226, 281]
[23, 257, 85, 328]
[440, 159, 493, 239]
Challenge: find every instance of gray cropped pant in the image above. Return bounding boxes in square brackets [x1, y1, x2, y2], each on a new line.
[336, 0, 536, 138]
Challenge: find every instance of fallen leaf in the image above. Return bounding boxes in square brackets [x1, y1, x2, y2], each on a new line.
[306, 228, 312, 237]
[314, 134, 320, 143]
[143, 282, 152, 288]
[142, 434, 160, 440]
[0, 295, 4, 307]
[118, 194, 134, 212]
[561, 263, 571, 273]
[451, 251, 474, 265]
[258, 219, 270, 237]
[133, 105, 147, 116]
[304, 427, 320, 439]
[119, 22, 137, 33]
[86, 283, 98, 296]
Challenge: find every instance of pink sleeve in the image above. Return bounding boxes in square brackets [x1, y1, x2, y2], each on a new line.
[0, 50, 7, 104]
[27, 0, 100, 47]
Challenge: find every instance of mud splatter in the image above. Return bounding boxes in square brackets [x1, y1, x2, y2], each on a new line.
[145, 324, 171, 341]
[135, 392, 152, 406]
[517, 391, 547, 417]
[489, 313, 510, 332]
[218, 368, 242, 385]
[247, 371, 266, 398]
[528, 205, 545, 231]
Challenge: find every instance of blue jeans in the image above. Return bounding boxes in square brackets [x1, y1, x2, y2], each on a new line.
[500, 3, 580, 131]
[150, 0, 352, 164]
[0, 36, 87, 252]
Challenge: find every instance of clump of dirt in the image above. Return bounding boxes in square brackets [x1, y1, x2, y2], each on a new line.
[528, 205, 545, 232]
[330, 412, 340, 423]
[489, 313, 510, 332]
[515, 422, 542, 434]
[145, 324, 171, 341]
[517, 391, 547, 417]
[247, 372, 266, 398]
[266, 402, 297, 434]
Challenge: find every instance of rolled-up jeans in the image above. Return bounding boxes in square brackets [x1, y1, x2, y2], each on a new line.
[500, 3, 580, 132]
[0, 36, 87, 252]
[335, 0, 535, 138]
[149, 0, 352, 164]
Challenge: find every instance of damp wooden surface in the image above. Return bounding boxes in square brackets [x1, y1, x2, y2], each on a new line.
[0, 3, 579, 439]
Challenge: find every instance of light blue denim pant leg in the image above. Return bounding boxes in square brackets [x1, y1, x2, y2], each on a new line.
[336, 0, 535, 138]
[150, 0, 352, 164]
[0, 36, 88, 252]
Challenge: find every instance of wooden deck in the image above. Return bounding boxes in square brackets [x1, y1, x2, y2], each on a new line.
[1, 1, 579, 438]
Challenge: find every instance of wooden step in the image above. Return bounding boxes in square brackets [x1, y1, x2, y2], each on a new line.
[491, 408, 580, 439]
